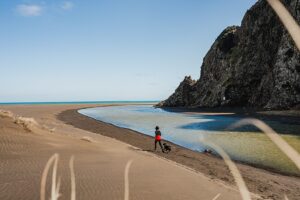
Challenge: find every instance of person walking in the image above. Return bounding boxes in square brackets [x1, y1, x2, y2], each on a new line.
[154, 126, 165, 153]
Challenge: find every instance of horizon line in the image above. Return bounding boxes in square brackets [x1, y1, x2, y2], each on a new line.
[0, 100, 160, 105]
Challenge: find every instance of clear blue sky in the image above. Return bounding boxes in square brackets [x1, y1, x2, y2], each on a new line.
[0, 0, 257, 102]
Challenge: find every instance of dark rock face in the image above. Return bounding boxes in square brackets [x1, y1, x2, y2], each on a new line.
[159, 0, 300, 109]
[156, 76, 196, 107]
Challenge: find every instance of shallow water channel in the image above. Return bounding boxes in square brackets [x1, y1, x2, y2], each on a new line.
[79, 105, 300, 175]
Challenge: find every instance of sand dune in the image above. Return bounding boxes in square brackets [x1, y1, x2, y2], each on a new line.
[0, 104, 245, 200]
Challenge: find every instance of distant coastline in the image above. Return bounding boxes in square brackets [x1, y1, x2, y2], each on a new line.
[0, 101, 159, 105]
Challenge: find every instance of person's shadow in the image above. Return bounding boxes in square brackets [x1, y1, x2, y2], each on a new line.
[127, 146, 154, 152]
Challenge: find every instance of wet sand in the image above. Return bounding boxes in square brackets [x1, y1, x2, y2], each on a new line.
[58, 105, 300, 200]
[0, 104, 244, 200]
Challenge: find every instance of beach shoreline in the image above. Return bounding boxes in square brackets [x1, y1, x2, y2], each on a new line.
[0, 103, 299, 199]
[57, 104, 300, 199]
[0, 104, 247, 200]
[67, 104, 300, 174]
[70, 108, 299, 176]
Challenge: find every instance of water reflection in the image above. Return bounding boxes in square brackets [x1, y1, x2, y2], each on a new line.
[178, 116, 259, 132]
[180, 113, 300, 135]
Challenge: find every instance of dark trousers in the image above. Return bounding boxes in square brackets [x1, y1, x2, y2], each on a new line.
[154, 140, 164, 152]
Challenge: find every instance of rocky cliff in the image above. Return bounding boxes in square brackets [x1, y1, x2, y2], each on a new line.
[159, 0, 300, 110]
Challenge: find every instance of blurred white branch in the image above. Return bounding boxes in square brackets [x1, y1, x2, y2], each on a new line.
[230, 118, 300, 170]
[267, 0, 300, 50]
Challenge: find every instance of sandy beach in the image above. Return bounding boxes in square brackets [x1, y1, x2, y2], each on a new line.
[0, 104, 299, 200]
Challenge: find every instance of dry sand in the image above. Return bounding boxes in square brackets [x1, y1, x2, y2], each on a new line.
[0, 104, 299, 200]
[0, 104, 244, 200]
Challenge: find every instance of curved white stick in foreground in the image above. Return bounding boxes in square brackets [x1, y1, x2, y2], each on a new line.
[267, 0, 300, 50]
[200, 139, 252, 200]
[229, 118, 300, 170]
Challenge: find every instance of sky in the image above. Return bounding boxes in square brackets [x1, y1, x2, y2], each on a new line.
[0, 0, 257, 102]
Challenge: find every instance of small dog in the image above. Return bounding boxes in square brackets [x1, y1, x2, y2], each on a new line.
[163, 143, 171, 153]
[204, 149, 212, 154]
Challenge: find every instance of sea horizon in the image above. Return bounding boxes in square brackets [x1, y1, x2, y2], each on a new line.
[0, 100, 159, 105]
